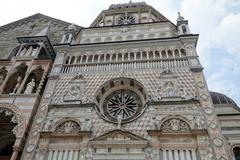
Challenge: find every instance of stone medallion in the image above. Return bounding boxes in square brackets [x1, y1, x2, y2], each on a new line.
[36, 118, 43, 124]
[196, 81, 205, 88]
[200, 94, 209, 100]
[205, 108, 213, 114]
[26, 144, 35, 153]
[213, 138, 223, 147]
[209, 122, 217, 129]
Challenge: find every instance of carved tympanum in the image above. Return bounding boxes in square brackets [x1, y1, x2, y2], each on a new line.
[55, 120, 80, 133]
[161, 118, 191, 132]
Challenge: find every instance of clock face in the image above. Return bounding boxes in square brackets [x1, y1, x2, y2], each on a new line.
[118, 15, 136, 25]
[102, 89, 142, 123]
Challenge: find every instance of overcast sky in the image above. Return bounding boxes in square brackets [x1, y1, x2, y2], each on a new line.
[1, 0, 240, 105]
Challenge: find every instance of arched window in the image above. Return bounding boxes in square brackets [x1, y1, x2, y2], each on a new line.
[142, 51, 147, 60]
[149, 51, 154, 59]
[112, 54, 117, 62]
[233, 147, 240, 160]
[118, 53, 122, 61]
[124, 53, 128, 61]
[3, 63, 28, 94]
[22, 66, 44, 94]
[136, 52, 141, 60]
[88, 55, 93, 63]
[168, 50, 173, 58]
[76, 56, 81, 63]
[70, 56, 75, 64]
[180, 49, 186, 57]
[161, 50, 167, 58]
[182, 25, 187, 34]
[155, 51, 160, 59]
[174, 49, 180, 57]
[82, 55, 87, 63]
[65, 56, 70, 64]
[106, 54, 110, 62]
[93, 55, 98, 63]
[100, 54, 104, 62]
[130, 52, 134, 61]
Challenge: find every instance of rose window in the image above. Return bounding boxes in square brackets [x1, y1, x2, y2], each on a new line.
[118, 15, 136, 25]
[103, 89, 142, 122]
[95, 78, 147, 124]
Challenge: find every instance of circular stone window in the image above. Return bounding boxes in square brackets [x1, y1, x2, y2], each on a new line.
[103, 89, 142, 123]
[118, 15, 136, 25]
[95, 78, 147, 124]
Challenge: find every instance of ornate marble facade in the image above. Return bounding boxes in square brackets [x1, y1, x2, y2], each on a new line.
[0, 2, 239, 160]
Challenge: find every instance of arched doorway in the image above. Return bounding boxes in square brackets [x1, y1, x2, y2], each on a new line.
[0, 109, 17, 160]
[233, 146, 240, 160]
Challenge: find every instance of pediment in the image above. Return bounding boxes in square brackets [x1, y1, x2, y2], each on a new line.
[90, 2, 172, 27]
[92, 129, 147, 141]
[0, 13, 80, 32]
[90, 130, 148, 148]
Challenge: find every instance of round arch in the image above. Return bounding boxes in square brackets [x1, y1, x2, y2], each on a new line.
[0, 103, 26, 137]
[94, 77, 148, 124]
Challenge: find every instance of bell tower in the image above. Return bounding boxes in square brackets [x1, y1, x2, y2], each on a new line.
[177, 12, 191, 35]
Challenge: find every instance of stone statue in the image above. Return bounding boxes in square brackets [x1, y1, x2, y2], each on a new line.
[117, 114, 122, 129]
[165, 81, 175, 97]
[25, 46, 33, 56]
[12, 76, 22, 94]
[24, 79, 35, 94]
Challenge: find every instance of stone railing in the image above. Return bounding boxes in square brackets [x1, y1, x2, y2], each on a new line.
[52, 57, 201, 74]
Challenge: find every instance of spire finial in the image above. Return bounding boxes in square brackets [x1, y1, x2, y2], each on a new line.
[177, 12, 184, 21]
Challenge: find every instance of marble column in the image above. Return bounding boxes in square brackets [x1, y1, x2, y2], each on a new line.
[10, 146, 20, 160]
[163, 149, 167, 160]
[174, 150, 179, 160]
[47, 150, 53, 160]
[186, 150, 191, 160]
[191, 149, 197, 160]
[168, 150, 174, 160]
[179, 150, 185, 160]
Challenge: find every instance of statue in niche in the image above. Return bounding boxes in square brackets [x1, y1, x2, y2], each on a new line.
[25, 46, 33, 56]
[165, 81, 175, 97]
[24, 79, 35, 94]
[63, 75, 88, 103]
[11, 76, 22, 94]
[31, 47, 39, 56]
[19, 48, 26, 56]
